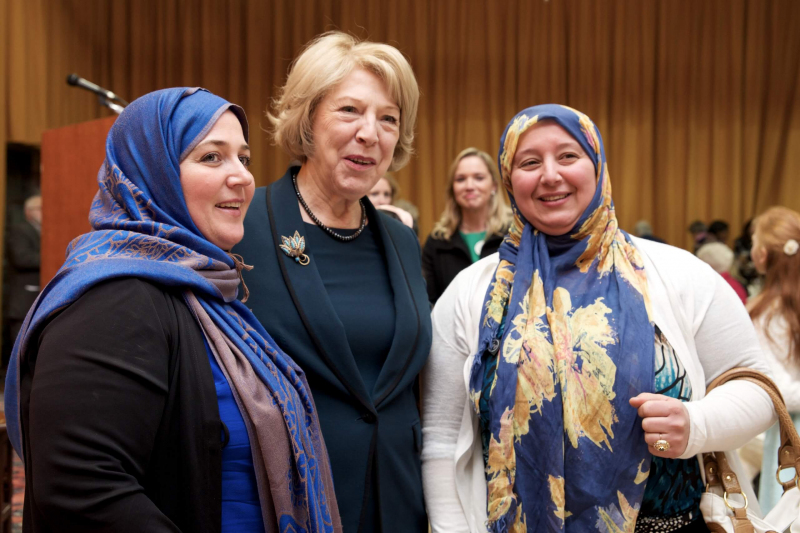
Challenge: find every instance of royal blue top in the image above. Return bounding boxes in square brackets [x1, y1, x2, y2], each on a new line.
[205, 340, 265, 532]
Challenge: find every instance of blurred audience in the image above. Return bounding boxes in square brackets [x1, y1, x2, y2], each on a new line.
[696, 241, 747, 304]
[746, 206, 800, 513]
[733, 219, 760, 293]
[688, 220, 710, 252]
[633, 219, 665, 243]
[422, 147, 509, 304]
[4, 194, 41, 364]
[708, 219, 730, 244]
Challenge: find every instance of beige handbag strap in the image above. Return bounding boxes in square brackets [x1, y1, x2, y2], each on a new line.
[701, 368, 800, 533]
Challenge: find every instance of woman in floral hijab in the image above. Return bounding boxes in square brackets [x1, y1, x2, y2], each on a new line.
[421, 104, 775, 533]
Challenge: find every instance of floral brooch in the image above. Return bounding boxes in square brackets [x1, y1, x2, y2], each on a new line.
[279, 231, 310, 266]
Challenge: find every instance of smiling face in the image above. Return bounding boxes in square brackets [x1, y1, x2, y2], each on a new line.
[509, 121, 597, 236]
[305, 68, 401, 202]
[179, 110, 255, 250]
[452, 155, 496, 214]
[368, 177, 393, 206]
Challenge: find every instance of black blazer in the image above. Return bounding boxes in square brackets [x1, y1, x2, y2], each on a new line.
[421, 229, 504, 304]
[233, 169, 432, 533]
[20, 278, 222, 533]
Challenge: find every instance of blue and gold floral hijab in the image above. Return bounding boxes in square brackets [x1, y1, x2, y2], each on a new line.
[470, 105, 654, 532]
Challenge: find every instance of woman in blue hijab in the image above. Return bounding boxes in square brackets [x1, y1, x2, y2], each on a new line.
[421, 105, 775, 532]
[5, 88, 341, 533]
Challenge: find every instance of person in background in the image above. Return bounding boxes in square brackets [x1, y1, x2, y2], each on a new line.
[234, 32, 430, 533]
[696, 242, 748, 304]
[4, 88, 341, 532]
[422, 104, 775, 533]
[688, 220, 710, 252]
[708, 219, 730, 245]
[633, 219, 665, 243]
[422, 147, 510, 304]
[5, 194, 41, 363]
[368, 172, 398, 206]
[733, 219, 760, 293]
[747, 206, 800, 513]
[368, 173, 416, 230]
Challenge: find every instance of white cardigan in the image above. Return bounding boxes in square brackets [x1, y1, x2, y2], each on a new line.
[421, 237, 777, 533]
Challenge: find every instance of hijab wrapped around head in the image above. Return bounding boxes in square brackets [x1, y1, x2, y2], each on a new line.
[471, 104, 654, 532]
[5, 87, 341, 533]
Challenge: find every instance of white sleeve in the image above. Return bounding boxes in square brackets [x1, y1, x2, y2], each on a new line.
[421, 279, 473, 533]
[680, 269, 778, 458]
[753, 316, 800, 412]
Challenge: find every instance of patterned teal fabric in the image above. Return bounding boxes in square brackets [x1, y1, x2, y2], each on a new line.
[637, 326, 704, 531]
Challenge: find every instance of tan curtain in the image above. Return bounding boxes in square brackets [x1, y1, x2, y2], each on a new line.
[2, 0, 799, 251]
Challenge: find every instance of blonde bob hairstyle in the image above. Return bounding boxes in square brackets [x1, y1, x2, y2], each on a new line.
[430, 147, 510, 240]
[269, 32, 420, 171]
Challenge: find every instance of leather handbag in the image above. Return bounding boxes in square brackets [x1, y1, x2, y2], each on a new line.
[700, 368, 800, 533]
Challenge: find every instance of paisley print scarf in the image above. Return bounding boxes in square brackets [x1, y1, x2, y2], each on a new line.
[470, 104, 654, 532]
[5, 88, 341, 533]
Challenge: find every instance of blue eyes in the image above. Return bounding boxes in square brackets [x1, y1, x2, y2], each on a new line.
[339, 106, 399, 125]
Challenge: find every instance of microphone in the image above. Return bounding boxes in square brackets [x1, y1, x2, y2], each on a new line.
[66, 74, 129, 106]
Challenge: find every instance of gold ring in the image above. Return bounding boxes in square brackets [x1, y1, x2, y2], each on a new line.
[653, 439, 670, 452]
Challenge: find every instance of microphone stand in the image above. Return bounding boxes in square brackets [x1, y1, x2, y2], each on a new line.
[98, 96, 125, 115]
[66, 74, 128, 115]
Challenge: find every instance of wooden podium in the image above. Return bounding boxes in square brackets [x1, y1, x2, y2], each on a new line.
[40, 116, 116, 286]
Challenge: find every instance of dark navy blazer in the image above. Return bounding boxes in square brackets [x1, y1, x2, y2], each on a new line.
[233, 169, 432, 533]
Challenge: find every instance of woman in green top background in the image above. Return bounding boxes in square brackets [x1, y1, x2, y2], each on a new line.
[422, 147, 510, 304]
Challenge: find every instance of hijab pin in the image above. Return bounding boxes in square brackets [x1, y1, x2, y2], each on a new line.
[279, 231, 310, 266]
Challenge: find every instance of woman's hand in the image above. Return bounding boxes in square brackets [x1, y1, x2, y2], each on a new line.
[629, 393, 690, 458]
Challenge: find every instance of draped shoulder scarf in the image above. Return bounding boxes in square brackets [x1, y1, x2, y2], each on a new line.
[5, 88, 341, 533]
[470, 105, 654, 532]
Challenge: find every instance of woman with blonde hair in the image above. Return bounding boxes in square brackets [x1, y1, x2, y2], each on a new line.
[234, 32, 430, 532]
[748, 206, 800, 512]
[422, 147, 510, 304]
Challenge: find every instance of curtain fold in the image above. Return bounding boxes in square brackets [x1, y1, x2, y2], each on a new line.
[1, 0, 799, 248]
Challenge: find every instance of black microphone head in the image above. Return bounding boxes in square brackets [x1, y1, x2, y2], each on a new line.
[66, 74, 80, 86]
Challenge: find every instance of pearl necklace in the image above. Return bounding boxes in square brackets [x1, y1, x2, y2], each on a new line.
[292, 172, 367, 242]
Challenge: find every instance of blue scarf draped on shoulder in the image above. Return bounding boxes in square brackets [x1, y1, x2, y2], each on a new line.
[470, 105, 655, 532]
[5, 87, 341, 533]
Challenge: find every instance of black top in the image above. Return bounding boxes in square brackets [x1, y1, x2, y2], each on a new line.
[304, 222, 395, 394]
[421, 229, 505, 304]
[20, 278, 223, 533]
[233, 169, 431, 533]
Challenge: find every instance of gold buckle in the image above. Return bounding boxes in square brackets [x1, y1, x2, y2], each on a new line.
[775, 466, 799, 488]
[723, 491, 748, 511]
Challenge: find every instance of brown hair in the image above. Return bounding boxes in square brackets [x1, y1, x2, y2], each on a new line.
[430, 147, 510, 240]
[748, 206, 800, 364]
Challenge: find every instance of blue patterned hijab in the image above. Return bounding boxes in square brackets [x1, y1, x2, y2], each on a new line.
[5, 88, 341, 533]
[470, 105, 654, 532]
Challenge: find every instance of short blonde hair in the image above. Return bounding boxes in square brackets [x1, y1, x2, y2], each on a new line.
[269, 32, 420, 171]
[430, 147, 510, 240]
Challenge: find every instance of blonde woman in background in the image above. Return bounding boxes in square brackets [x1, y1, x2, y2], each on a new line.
[748, 207, 800, 513]
[422, 148, 510, 304]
